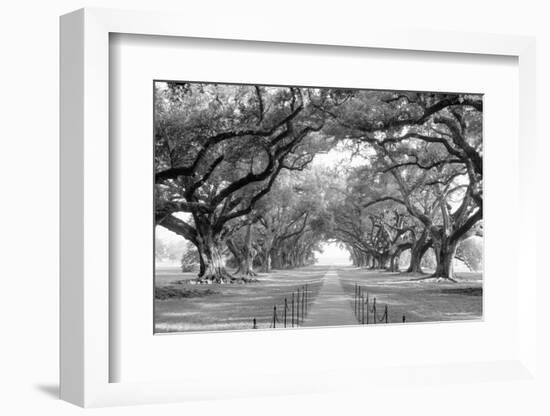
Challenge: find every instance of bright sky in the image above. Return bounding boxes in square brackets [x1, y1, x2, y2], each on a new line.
[315, 242, 351, 265]
[311, 140, 368, 169]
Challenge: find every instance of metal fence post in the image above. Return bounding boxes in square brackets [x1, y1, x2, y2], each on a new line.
[305, 284, 308, 314]
[361, 294, 365, 324]
[297, 288, 300, 325]
[291, 292, 295, 327]
[302, 287, 305, 320]
[358, 286, 362, 318]
[358, 286, 361, 320]
[353, 283, 357, 316]
[385, 304, 388, 323]
[284, 298, 287, 328]
[273, 305, 276, 328]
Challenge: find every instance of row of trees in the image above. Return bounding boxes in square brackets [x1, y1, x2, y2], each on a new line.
[324, 90, 483, 280]
[155, 83, 483, 282]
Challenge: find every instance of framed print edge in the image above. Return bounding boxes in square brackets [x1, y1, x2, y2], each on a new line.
[60, 7, 538, 407]
[60, 9, 85, 406]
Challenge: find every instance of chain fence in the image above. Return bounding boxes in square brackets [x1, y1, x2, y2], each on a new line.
[252, 283, 312, 329]
[252, 282, 404, 329]
[354, 283, 405, 324]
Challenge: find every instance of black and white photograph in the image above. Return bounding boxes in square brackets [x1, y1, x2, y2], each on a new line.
[4, 0, 548, 413]
[154, 81, 483, 333]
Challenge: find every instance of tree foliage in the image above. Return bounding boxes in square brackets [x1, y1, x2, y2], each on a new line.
[154, 82, 483, 281]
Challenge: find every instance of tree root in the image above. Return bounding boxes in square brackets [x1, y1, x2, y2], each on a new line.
[234, 276, 260, 284]
[238, 269, 258, 277]
[190, 271, 259, 285]
[230, 268, 259, 283]
[410, 274, 457, 283]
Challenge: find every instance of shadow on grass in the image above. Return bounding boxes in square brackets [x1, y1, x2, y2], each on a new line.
[439, 287, 482, 296]
[155, 266, 329, 332]
[155, 286, 218, 300]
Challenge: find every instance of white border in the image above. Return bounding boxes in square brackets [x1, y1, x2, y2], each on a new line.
[111, 34, 517, 383]
[60, 8, 537, 407]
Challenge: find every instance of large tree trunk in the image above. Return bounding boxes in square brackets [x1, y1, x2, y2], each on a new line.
[351, 249, 366, 267]
[271, 249, 283, 269]
[261, 253, 272, 273]
[379, 254, 390, 270]
[260, 236, 274, 273]
[198, 251, 206, 277]
[430, 238, 458, 281]
[350, 250, 359, 267]
[240, 222, 257, 277]
[364, 254, 371, 268]
[389, 243, 413, 272]
[368, 256, 377, 269]
[241, 250, 256, 276]
[197, 238, 232, 283]
[214, 237, 258, 283]
[388, 249, 401, 272]
[407, 233, 429, 274]
[407, 245, 424, 273]
[226, 238, 243, 274]
[194, 219, 234, 283]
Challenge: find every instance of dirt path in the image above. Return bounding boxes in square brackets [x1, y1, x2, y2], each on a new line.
[303, 267, 357, 327]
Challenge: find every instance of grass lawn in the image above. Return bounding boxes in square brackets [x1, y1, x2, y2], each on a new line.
[336, 266, 483, 324]
[154, 265, 326, 333]
[155, 264, 483, 333]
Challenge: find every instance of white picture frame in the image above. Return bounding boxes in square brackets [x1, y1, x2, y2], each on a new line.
[60, 7, 538, 407]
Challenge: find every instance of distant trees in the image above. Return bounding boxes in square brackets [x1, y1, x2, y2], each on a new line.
[154, 83, 483, 282]
[180, 242, 200, 272]
[155, 237, 186, 263]
[325, 166, 417, 272]
[253, 167, 329, 272]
